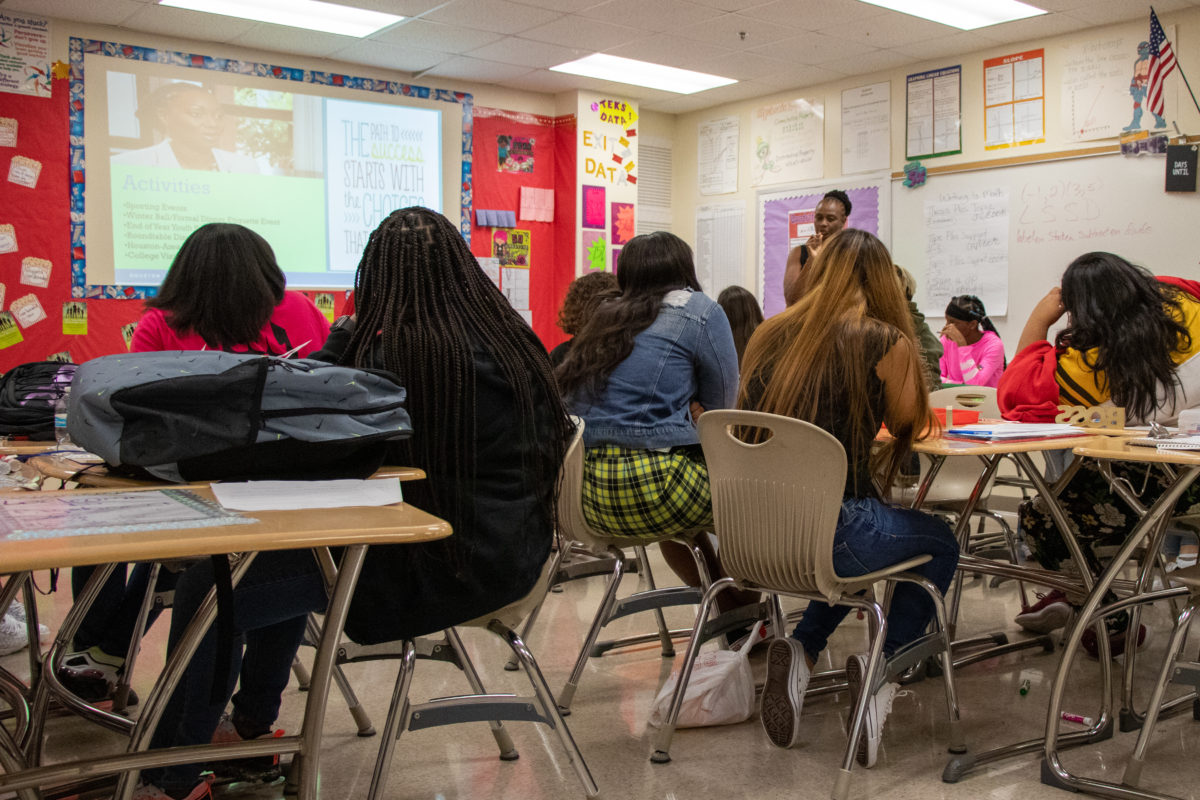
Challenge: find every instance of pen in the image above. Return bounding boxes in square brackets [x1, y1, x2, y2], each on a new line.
[1061, 712, 1094, 726]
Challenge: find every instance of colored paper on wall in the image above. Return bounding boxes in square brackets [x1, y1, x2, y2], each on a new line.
[62, 301, 86, 335]
[477, 256, 501, 288]
[497, 135, 534, 173]
[582, 230, 607, 273]
[0, 118, 15, 147]
[611, 202, 634, 246]
[582, 185, 605, 229]
[0, 312, 23, 349]
[20, 256, 50, 288]
[121, 322, 137, 350]
[492, 228, 530, 267]
[7, 155, 40, 188]
[0, 282, 5, 309]
[0, 12, 51, 98]
[10, 293, 45, 328]
[314, 292, 336, 322]
[611, 247, 621, 272]
[519, 186, 554, 222]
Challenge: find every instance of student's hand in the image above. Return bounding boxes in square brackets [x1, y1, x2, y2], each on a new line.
[940, 323, 966, 346]
[1031, 287, 1066, 327]
[806, 232, 823, 255]
[690, 401, 705, 425]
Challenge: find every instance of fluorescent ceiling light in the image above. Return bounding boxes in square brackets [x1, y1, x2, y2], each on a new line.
[550, 54, 736, 95]
[857, 0, 1045, 30]
[159, 0, 403, 37]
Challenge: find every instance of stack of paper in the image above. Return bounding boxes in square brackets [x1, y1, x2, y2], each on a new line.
[945, 422, 1090, 441]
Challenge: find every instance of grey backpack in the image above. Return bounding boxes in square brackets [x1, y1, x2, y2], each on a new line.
[68, 351, 412, 482]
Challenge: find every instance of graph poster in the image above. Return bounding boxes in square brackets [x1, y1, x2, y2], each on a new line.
[984, 49, 1045, 150]
[906, 66, 961, 160]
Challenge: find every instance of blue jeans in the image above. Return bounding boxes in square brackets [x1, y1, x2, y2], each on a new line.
[145, 549, 327, 794]
[792, 497, 959, 662]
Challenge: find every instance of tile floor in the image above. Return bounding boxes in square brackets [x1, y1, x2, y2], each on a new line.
[4, 543, 1198, 800]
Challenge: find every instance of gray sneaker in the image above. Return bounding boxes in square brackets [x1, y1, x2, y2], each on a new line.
[846, 653, 899, 768]
[760, 638, 808, 748]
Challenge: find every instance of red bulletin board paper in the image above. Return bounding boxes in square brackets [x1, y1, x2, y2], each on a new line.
[469, 108, 573, 352]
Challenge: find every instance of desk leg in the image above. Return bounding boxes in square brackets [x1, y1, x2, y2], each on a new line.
[291, 544, 368, 800]
[1040, 465, 1200, 799]
[945, 454, 1002, 630]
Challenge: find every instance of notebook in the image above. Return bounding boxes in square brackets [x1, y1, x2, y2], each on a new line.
[1128, 435, 1200, 450]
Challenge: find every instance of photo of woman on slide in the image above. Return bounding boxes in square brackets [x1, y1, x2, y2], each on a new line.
[111, 82, 260, 174]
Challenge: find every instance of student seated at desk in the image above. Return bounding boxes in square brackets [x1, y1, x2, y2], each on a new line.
[138, 208, 569, 800]
[62, 223, 329, 704]
[938, 294, 1004, 388]
[549, 271, 618, 367]
[554, 231, 760, 626]
[739, 229, 959, 763]
[999, 252, 1200, 656]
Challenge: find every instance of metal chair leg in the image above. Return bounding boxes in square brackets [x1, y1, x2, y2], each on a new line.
[559, 546, 626, 711]
[445, 628, 518, 760]
[366, 640, 417, 800]
[503, 542, 571, 671]
[637, 545, 675, 657]
[834, 602, 888, 800]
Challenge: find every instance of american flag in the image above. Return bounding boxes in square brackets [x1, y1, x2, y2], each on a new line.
[1147, 8, 1177, 118]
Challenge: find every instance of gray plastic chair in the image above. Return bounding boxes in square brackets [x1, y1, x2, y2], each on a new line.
[652, 410, 964, 800]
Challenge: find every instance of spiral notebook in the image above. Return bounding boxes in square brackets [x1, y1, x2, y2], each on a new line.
[1128, 435, 1200, 450]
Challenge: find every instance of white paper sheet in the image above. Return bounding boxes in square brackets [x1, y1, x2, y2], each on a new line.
[211, 478, 403, 511]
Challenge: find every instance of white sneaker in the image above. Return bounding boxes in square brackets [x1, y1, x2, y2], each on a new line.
[846, 653, 900, 768]
[0, 614, 29, 656]
[760, 637, 809, 748]
[4, 599, 50, 642]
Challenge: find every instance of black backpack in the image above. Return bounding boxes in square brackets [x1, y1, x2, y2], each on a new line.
[0, 362, 75, 440]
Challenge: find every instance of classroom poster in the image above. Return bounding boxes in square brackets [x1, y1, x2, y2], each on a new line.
[0, 12, 51, 97]
[906, 66, 961, 159]
[577, 94, 637, 274]
[698, 116, 739, 195]
[492, 228, 530, 267]
[1060, 25, 1170, 142]
[984, 49, 1044, 150]
[787, 208, 815, 252]
[923, 188, 1009, 315]
[750, 98, 824, 186]
[497, 135, 534, 172]
[841, 83, 890, 175]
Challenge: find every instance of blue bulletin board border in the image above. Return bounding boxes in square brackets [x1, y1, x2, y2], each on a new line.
[67, 37, 474, 299]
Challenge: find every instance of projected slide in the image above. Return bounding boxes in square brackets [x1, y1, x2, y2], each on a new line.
[101, 74, 442, 288]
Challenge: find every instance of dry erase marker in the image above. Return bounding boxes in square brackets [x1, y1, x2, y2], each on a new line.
[1061, 712, 1094, 726]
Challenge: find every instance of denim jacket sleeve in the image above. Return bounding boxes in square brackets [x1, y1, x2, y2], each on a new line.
[694, 303, 739, 411]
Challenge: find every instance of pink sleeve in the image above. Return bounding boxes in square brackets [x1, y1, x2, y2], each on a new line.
[971, 333, 1006, 388]
[130, 310, 166, 353]
[284, 292, 331, 357]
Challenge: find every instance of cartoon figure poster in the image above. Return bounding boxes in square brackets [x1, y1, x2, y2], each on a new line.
[492, 228, 531, 268]
[751, 98, 824, 186]
[497, 135, 534, 173]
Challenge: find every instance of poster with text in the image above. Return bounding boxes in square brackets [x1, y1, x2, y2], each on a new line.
[751, 98, 824, 186]
[1060, 25, 1169, 142]
[578, 95, 638, 276]
[497, 135, 534, 173]
[0, 12, 50, 97]
[906, 66, 961, 159]
[984, 49, 1044, 150]
[324, 98, 441, 272]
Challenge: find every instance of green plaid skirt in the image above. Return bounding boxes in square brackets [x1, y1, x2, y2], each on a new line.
[581, 443, 713, 539]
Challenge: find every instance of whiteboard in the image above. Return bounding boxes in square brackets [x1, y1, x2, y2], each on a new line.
[891, 153, 1200, 353]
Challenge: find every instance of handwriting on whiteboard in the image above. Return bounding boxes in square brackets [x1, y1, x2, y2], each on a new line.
[1017, 178, 1153, 242]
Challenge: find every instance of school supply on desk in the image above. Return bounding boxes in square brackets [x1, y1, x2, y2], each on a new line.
[0, 489, 254, 540]
[945, 422, 1090, 442]
[0, 361, 75, 440]
[211, 478, 403, 511]
[1128, 434, 1200, 450]
[69, 352, 413, 483]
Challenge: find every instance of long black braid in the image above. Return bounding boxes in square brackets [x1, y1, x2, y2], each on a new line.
[340, 207, 571, 565]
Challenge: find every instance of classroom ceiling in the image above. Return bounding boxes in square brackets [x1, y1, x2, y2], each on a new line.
[7, 0, 1200, 114]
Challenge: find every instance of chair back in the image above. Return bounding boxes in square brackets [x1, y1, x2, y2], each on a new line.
[921, 386, 1001, 502]
[698, 410, 846, 601]
[556, 416, 608, 551]
[930, 386, 1000, 418]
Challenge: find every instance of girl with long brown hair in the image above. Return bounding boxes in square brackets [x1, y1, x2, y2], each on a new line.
[741, 228, 958, 764]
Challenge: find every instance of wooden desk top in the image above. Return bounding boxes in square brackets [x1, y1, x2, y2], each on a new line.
[912, 434, 1108, 457]
[0, 486, 450, 573]
[1072, 436, 1200, 465]
[27, 457, 427, 488]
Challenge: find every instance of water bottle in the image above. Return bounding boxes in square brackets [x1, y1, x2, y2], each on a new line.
[54, 382, 72, 447]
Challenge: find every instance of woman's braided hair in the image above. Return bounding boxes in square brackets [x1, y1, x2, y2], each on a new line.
[341, 207, 571, 548]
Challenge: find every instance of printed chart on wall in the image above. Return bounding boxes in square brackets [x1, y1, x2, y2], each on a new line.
[906, 66, 961, 160]
[698, 116, 739, 195]
[984, 49, 1044, 150]
[751, 98, 824, 187]
[757, 174, 891, 318]
[1060, 20, 1175, 142]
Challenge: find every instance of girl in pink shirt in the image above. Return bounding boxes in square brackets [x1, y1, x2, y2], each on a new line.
[939, 294, 1005, 387]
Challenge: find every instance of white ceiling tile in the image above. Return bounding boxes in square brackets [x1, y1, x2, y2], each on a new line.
[605, 35, 735, 73]
[498, 69, 600, 94]
[701, 50, 788, 81]
[736, 0, 888, 30]
[425, 55, 535, 83]
[576, 0, 725, 32]
[748, 32, 874, 65]
[1063, 1, 1164, 26]
[509, 0, 607, 10]
[328, 39, 450, 73]
[423, 0, 563, 34]
[521, 15, 642, 49]
[335, 0, 449, 14]
[820, 47, 918, 76]
[981, 12, 1091, 45]
[643, 79, 771, 112]
[228, 25, 357, 58]
[890, 31, 998, 61]
[675, 12, 799, 48]
[2, 0, 144, 26]
[816, 13, 959, 49]
[118, 5, 258, 43]
[466, 37, 588, 68]
[685, 0, 776, 11]
[752, 64, 847, 89]
[368, 19, 504, 52]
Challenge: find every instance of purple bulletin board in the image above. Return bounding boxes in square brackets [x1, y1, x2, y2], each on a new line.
[758, 179, 891, 317]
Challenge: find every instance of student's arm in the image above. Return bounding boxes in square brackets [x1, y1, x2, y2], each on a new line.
[694, 305, 740, 412]
[876, 336, 926, 440]
[970, 333, 1006, 387]
[1016, 287, 1065, 352]
[129, 310, 165, 353]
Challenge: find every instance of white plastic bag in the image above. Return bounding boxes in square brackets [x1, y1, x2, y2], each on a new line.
[648, 622, 763, 729]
